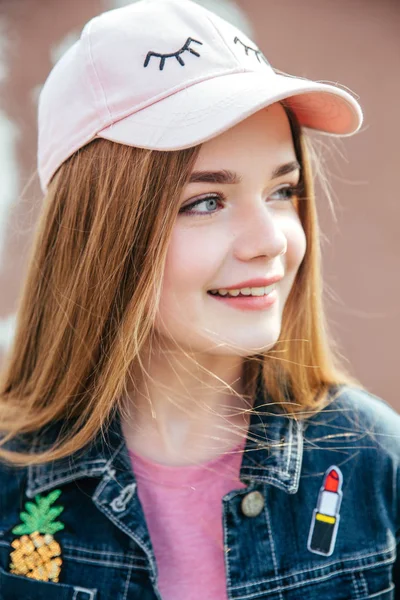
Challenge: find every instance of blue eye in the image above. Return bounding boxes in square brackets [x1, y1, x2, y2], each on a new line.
[271, 185, 300, 202]
[179, 185, 300, 217]
[179, 194, 224, 216]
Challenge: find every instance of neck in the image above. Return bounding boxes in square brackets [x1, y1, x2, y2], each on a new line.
[120, 342, 252, 466]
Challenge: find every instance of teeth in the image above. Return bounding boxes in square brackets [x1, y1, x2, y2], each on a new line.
[209, 284, 276, 297]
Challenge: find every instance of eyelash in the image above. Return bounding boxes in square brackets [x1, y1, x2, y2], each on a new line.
[144, 37, 203, 71]
[179, 185, 301, 216]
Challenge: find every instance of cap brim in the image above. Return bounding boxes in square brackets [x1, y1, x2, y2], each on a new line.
[97, 71, 363, 150]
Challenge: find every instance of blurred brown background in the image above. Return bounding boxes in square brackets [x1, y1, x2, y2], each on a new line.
[0, 0, 399, 410]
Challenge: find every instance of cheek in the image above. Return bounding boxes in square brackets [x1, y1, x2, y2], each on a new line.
[161, 226, 225, 293]
[285, 215, 307, 271]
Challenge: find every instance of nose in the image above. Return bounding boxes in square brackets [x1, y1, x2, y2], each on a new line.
[233, 200, 288, 260]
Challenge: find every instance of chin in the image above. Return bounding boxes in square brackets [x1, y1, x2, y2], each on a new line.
[205, 335, 280, 356]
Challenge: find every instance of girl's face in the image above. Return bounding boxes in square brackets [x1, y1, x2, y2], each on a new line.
[154, 103, 307, 356]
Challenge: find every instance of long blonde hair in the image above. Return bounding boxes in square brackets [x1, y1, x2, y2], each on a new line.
[0, 105, 363, 466]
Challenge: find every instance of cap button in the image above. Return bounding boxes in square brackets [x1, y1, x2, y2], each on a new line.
[241, 490, 265, 517]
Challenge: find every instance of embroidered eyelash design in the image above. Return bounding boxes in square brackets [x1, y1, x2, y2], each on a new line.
[144, 37, 203, 71]
[234, 36, 270, 65]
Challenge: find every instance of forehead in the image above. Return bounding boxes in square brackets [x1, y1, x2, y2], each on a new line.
[194, 103, 296, 170]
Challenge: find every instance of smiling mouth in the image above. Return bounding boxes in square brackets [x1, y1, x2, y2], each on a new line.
[206, 287, 278, 311]
[207, 283, 277, 298]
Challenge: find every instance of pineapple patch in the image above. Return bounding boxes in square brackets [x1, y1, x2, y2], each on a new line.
[9, 488, 65, 582]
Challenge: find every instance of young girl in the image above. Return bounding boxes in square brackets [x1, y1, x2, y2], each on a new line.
[0, 0, 398, 598]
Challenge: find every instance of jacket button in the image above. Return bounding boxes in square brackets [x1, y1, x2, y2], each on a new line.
[241, 491, 265, 517]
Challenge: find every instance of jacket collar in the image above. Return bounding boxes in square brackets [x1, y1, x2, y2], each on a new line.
[26, 381, 304, 499]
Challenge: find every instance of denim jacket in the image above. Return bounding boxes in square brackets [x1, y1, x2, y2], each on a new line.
[0, 383, 399, 600]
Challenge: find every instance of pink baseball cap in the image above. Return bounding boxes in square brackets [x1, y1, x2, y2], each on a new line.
[38, 0, 363, 193]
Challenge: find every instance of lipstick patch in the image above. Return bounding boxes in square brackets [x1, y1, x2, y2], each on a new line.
[307, 465, 343, 556]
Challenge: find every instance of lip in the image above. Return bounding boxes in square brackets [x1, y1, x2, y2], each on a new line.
[208, 288, 278, 311]
[208, 275, 283, 291]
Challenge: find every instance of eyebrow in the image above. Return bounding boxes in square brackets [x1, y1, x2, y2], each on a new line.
[188, 160, 301, 184]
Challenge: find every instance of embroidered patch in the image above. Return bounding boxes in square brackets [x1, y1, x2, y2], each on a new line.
[307, 465, 343, 556]
[233, 36, 270, 65]
[144, 37, 203, 70]
[9, 488, 65, 582]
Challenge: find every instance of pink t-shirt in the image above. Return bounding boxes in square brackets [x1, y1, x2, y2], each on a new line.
[128, 442, 247, 600]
